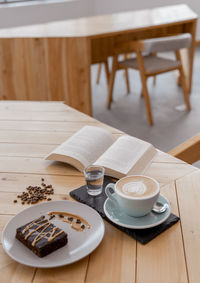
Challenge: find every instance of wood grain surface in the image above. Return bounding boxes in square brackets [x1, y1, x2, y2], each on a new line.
[0, 101, 199, 283]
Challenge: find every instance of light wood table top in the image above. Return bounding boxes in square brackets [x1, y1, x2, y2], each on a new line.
[0, 101, 199, 283]
[0, 4, 197, 38]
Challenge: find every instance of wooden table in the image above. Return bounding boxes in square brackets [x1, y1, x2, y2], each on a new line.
[0, 4, 197, 116]
[1, 101, 200, 283]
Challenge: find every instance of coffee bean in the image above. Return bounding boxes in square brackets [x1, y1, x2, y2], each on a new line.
[59, 214, 64, 218]
[68, 217, 73, 222]
[76, 219, 81, 224]
[81, 225, 85, 230]
[46, 185, 52, 189]
[49, 215, 55, 220]
[47, 198, 51, 201]
[13, 200, 17, 203]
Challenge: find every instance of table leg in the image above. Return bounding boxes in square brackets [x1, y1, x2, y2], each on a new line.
[65, 37, 92, 116]
[180, 20, 197, 93]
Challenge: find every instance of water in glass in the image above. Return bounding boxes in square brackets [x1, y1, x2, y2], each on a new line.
[85, 169, 104, 196]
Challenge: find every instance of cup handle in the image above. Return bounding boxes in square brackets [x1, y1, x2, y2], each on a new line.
[105, 183, 117, 202]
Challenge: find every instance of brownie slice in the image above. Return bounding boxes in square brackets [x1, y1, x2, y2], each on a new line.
[16, 216, 68, 257]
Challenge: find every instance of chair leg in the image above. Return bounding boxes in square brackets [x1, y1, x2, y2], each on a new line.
[104, 59, 110, 90]
[96, 64, 102, 84]
[96, 60, 110, 89]
[136, 51, 153, 125]
[107, 55, 118, 109]
[123, 54, 130, 94]
[140, 88, 144, 98]
[177, 75, 182, 86]
[151, 53, 157, 86]
[176, 50, 191, 111]
[153, 76, 156, 85]
[124, 69, 130, 94]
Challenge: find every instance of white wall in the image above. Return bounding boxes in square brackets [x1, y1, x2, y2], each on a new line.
[0, 0, 94, 28]
[0, 0, 199, 38]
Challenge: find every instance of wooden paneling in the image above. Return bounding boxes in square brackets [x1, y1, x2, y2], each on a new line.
[0, 38, 48, 101]
[0, 37, 92, 112]
[45, 38, 68, 101]
[65, 37, 92, 115]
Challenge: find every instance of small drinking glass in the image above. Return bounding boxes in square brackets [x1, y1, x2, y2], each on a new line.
[84, 165, 105, 196]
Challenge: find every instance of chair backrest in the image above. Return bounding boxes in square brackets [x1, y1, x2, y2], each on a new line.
[143, 33, 192, 53]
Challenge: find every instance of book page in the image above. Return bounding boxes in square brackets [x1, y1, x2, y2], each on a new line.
[94, 135, 156, 176]
[46, 126, 115, 170]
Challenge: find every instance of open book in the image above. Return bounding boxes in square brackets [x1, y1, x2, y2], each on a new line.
[46, 126, 157, 179]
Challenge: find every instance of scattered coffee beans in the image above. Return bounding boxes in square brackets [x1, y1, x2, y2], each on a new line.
[13, 178, 54, 205]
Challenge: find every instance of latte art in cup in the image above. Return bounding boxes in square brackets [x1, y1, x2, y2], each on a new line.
[117, 176, 158, 198]
[122, 181, 147, 196]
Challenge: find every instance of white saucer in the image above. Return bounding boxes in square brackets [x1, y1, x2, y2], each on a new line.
[104, 194, 171, 229]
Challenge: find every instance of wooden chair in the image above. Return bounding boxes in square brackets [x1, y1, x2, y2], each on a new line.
[168, 133, 200, 164]
[107, 34, 192, 125]
[96, 55, 130, 94]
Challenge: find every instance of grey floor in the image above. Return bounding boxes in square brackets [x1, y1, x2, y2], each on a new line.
[92, 48, 200, 153]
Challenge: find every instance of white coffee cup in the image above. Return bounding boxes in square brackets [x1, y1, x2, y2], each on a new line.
[105, 175, 160, 217]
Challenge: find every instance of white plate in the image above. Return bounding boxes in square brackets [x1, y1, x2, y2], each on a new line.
[2, 200, 104, 268]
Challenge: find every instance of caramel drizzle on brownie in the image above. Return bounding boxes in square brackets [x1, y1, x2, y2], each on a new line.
[31, 223, 50, 246]
[24, 221, 49, 240]
[22, 216, 46, 234]
[21, 216, 64, 246]
[48, 227, 64, 242]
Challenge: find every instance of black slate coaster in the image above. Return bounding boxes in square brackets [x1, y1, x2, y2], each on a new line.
[70, 176, 179, 244]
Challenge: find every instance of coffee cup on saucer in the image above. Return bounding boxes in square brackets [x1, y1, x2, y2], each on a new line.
[105, 175, 160, 217]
